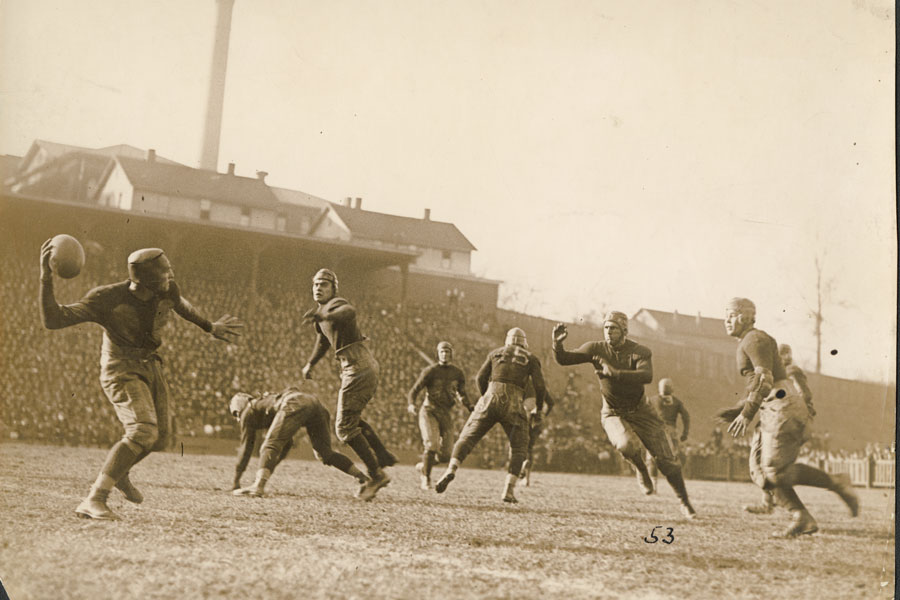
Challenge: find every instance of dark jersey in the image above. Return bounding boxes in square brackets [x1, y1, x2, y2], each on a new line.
[306, 296, 367, 367]
[553, 338, 652, 410]
[650, 394, 689, 435]
[408, 363, 469, 411]
[40, 279, 211, 354]
[735, 328, 788, 420]
[234, 388, 317, 478]
[476, 345, 547, 407]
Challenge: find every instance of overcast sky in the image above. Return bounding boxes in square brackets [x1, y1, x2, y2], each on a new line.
[0, 0, 895, 383]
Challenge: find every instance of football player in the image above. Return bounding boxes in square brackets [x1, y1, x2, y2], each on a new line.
[407, 341, 472, 490]
[39, 243, 242, 520]
[552, 312, 697, 519]
[720, 298, 858, 537]
[435, 327, 547, 504]
[230, 386, 367, 497]
[300, 269, 396, 502]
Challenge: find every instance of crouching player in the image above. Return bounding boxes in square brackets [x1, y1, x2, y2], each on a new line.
[230, 386, 368, 497]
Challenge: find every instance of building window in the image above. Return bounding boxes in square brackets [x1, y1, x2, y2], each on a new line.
[200, 199, 211, 220]
[276, 215, 286, 232]
[442, 250, 452, 269]
[240, 206, 251, 227]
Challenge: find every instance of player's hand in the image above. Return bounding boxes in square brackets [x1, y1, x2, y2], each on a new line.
[593, 357, 614, 378]
[301, 363, 313, 379]
[407, 403, 417, 417]
[40, 238, 54, 280]
[302, 307, 320, 325]
[551, 323, 568, 346]
[727, 414, 750, 438]
[211, 315, 244, 343]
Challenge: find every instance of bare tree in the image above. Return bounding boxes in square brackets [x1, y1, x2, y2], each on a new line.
[810, 251, 849, 373]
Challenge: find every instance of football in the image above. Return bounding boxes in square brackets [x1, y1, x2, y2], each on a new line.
[49, 234, 85, 279]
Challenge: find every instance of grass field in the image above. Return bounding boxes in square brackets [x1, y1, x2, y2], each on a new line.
[0, 443, 894, 600]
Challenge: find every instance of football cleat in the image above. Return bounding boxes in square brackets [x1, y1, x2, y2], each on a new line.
[743, 503, 773, 515]
[435, 471, 455, 494]
[75, 490, 120, 521]
[378, 452, 398, 468]
[358, 470, 391, 502]
[831, 473, 860, 517]
[232, 486, 264, 498]
[680, 501, 697, 520]
[637, 469, 655, 495]
[502, 491, 519, 504]
[774, 510, 818, 538]
[115, 473, 144, 504]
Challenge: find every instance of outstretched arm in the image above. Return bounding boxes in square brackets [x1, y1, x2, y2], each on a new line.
[475, 357, 492, 396]
[551, 324, 598, 367]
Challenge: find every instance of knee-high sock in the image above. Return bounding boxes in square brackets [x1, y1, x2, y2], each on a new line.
[98, 441, 139, 488]
[662, 468, 691, 504]
[773, 485, 806, 512]
[782, 463, 834, 489]
[359, 420, 391, 463]
[347, 434, 380, 478]
[423, 450, 437, 478]
[325, 452, 367, 482]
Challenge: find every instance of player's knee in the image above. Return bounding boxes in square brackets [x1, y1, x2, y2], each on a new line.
[127, 423, 159, 452]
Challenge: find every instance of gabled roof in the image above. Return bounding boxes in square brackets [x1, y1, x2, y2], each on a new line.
[633, 308, 727, 339]
[323, 204, 476, 251]
[114, 156, 281, 210]
[270, 186, 330, 210]
[24, 139, 182, 166]
[0, 155, 22, 187]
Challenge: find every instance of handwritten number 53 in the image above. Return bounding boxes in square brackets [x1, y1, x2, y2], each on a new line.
[644, 526, 674, 544]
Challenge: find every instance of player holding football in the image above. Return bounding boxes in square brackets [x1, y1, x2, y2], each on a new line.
[743, 343, 815, 515]
[552, 312, 696, 519]
[229, 386, 367, 497]
[300, 269, 395, 501]
[435, 327, 547, 503]
[407, 341, 472, 490]
[39, 242, 243, 520]
[720, 298, 858, 537]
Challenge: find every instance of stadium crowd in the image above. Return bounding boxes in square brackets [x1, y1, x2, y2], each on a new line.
[2, 231, 890, 478]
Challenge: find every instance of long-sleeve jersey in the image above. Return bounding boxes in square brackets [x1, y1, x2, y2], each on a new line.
[305, 296, 367, 367]
[408, 363, 469, 411]
[234, 393, 282, 479]
[40, 278, 211, 356]
[553, 338, 652, 410]
[476, 345, 547, 410]
[649, 394, 690, 436]
[735, 328, 788, 420]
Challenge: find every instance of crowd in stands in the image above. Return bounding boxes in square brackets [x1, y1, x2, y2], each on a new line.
[1, 228, 891, 478]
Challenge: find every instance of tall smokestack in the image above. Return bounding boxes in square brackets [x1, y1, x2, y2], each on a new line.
[199, 0, 235, 171]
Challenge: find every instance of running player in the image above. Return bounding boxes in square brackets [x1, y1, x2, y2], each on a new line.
[300, 269, 395, 502]
[720, 298, 858, 537]
[230, 386, 367, 497]
[648, 378, 690, 465]
[39, 243, 243, 520]
[552, 312, 696, 519]
[407, 341, 472, 490]
[435, 328, 547, 503]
